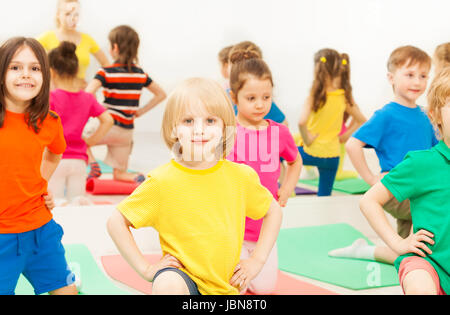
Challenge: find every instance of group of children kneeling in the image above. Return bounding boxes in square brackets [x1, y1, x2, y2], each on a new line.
[0, 21, 449, 295]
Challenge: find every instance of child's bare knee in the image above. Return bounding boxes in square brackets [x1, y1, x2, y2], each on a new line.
[403, 270, 437, 295]
[152, 271, 189, 295]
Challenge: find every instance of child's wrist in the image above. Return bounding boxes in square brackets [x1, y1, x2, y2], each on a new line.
[140, 262, 155, 282]
[386, 234, 404, 252]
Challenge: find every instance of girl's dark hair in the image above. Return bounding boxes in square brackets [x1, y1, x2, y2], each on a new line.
[0, 37, 55, 133]
[310, 48, 355, 112]
[48, 41, 79, 78]
[108, 25, 140, 72]
[229, 44, 273, 97]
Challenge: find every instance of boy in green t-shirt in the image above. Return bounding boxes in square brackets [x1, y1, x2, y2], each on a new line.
[359, 67, 450, 295]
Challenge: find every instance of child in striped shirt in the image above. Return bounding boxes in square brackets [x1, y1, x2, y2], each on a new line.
[85, 25, 166, 182]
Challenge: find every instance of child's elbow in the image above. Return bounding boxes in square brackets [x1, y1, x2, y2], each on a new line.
[106, 210, 123, 236]
[106, 215, 116, 236]
[345, 138, 357, 153]
[105, 113, 114, 126]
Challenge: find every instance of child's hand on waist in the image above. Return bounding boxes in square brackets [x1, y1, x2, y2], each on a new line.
[42, 191, 55, 211]
[144, 254, 184, 282]
[230, 258, 264, 294]
[391, 229, 435, 257]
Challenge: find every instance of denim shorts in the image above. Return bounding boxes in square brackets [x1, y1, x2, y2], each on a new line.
[0, 219, 75, 295]
[153, 267, 201, 295]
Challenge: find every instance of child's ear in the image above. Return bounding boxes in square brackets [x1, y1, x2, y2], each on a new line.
[387, 71, 394, 85]
[111, 43, 119, 54]
[429, 107, 442, 126]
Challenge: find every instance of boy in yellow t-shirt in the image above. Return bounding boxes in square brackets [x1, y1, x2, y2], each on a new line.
[107, 78, 282, 295]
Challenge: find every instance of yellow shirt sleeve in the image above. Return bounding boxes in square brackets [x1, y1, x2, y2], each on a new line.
[117, 176, 160, 229]
[243, 166, 273, 220]
[36, 30, 59, 51]
[82, 33, 101, 54]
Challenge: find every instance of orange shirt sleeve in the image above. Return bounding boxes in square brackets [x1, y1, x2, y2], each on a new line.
[47, 111, 66, 155]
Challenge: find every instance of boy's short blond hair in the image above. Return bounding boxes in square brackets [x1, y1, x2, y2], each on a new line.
[434, 42, 450, 72]
[387, 45, 431, 72]
[161, 78, 236, 158]
[427, 67, 450, 135]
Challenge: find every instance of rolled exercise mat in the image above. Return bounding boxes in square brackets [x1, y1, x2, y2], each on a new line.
[277, 223, 399, 290]
[101, 254, 337, 295]
[16, 244, 130, 295]
[86, 178, 140, 195]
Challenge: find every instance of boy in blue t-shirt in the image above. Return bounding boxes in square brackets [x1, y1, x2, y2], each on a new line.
[328, 46, 438, 265]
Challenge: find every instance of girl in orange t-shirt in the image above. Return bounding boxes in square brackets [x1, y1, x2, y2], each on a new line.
[0, 37, 77, 295]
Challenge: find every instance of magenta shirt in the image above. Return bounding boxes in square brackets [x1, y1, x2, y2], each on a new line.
[50, 89, 106, 162]
[227, 120, 298, 242]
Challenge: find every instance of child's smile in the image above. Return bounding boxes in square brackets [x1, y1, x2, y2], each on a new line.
[4, 45, 43, 110]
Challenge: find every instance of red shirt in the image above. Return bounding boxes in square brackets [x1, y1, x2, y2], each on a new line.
[0, 110, 66, 233]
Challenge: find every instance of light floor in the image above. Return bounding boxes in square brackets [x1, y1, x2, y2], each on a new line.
[55, 131, 402, 295]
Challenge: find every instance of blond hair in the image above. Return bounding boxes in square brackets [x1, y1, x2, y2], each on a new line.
[161, 78, 236, 158]
[387, 45, 431, 72]
[427, 67, 450, 136]
[434, 42, 450, 73]
[55, 0, 79, 28]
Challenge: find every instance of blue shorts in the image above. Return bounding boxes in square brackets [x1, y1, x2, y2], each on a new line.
[153, 267, 201, 295]
[0, 219, 75, 295]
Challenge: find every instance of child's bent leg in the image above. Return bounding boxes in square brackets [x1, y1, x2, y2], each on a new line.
[241, 241, 278, 295]
[399, 257, 442, 295]
[316, 157, 339, 197]
[383, 198, 412, 239]
[66, 159, 88, 202]
[113, 168, 142, 182]
[0, 233, 25, 295]
[152, 268, 194, 295]
[49, 284, 78, 295]
[21, 220, 77, 295]
[47, 162, 67, 200]
[298, 147, 339, 196]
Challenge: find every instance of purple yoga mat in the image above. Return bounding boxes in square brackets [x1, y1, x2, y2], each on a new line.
[294, 186, 317, 195]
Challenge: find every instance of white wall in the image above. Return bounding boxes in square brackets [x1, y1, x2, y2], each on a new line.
[1, 0, 449, 133]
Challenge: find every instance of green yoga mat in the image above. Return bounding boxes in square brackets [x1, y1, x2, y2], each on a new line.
[16, 244, 130, 295]
[87, 160, 136, 174]
[299, 178, 370, 194]
[278, 223, 399, 290]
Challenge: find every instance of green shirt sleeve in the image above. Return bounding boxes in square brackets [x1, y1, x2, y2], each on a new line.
[381, 154, 418, 203]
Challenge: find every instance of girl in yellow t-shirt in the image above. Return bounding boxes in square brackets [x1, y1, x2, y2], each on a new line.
[107, 78, 282, 295]
[298, 48, 366, 196]
[37, 0, 109, 89]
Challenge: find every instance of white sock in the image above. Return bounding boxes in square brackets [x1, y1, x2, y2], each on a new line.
[328, 238, 376, 260]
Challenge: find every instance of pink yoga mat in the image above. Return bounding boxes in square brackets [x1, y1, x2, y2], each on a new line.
[86, 178, 140, 195]
[101, 254, 337, 295]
